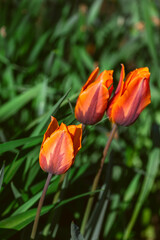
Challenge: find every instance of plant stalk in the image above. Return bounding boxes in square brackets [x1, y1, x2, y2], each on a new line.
[80, 123, 117, 235]
[31, 172, 52, 239]
[53, 173, 65, 204]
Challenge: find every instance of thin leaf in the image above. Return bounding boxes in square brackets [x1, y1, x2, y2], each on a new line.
[0, 163, 5, 190]
[11, 182, 21, 199]
[0, 136, 42, 154]
[71, 222, 84, 240]
[30, 88, 71, 137]
[0, 84, 42, 123]
[123, 148, 160, 240]
[0, 205, 53, 230]
[0, 189, 102, 230]
[104, 194, 120, 237]
[11, 192, 42, 216]
[87, 0, 103, 25]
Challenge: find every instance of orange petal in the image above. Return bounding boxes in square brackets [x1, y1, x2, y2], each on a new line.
[41, 116, 59, 149]
[59, 122, 68, 131]
[95, 70, 113, 96]
[75, 82, 109, 124]
[81, 67, 99, 93]
[111, 76, 151, 126]
[115, 64, 125, 95]
[67, 124, 82, 157]
[107, 64, 125, 122]
[124, 67, 150, 92]
[39, 129, 74, 175]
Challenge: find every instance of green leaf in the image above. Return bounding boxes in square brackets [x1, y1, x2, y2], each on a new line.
[4, 156, 25, 184]
[0, 205, 53, 230]
[104, 194, 120, 237]
[24, 163, 40, 190]
[0, 136, 42, 154]
[11, 192, 42, 216]
[0, 84, 42, 123]
[0, 163, 5, 190]
[53, 14, 78, 38]
[141, 0, 159, 72]
[71, 222, 84, 240]
[123, 148, 160, 240]
[123, 174, 140, 203]
[11, 182, 21, 199]
[28, 31, 50, 63]
[30, 88, 71, 137]
[87, 0, 103, 25]
[0, 189, 101, 230]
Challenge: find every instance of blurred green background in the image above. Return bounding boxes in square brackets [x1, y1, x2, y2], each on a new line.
[0, 0, 160, 239]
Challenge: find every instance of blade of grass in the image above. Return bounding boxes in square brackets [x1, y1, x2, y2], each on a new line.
[0, 163, 5, 190]
[30, 88, 71, 137]
[0, 205, 53, 231]
[0, 136, 42, 154]
[0, 84, 42, 123]
[0, 189, 102, 231]
[87, 0, 103, 25]
[71, 222, 84, 240]
[123, 148, 160, 240]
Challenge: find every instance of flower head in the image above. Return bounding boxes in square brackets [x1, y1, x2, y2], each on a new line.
[107, 64, 151, 126]
[39, 117, 82, 175]
[75, 67, 113, 125]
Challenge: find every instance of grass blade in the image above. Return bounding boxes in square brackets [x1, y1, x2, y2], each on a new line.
[0, 84, 42, 123]
[71, 222, 84, 240]
[0, 136, 42, 154]
[123, 148, 160, 240]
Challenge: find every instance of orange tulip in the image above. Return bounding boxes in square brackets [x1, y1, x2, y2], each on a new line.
[75, 67, 113, 125]
[107, 64, 151, 126]
[39, 117, 82, 175]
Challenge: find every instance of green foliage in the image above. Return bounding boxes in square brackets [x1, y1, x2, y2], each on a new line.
[0, 0, 159, 239]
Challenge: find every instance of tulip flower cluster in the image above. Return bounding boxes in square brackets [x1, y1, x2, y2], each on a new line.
[75, 64, 151, 127]
[39, 64, 151, 175]
[34, 64, 151, 240]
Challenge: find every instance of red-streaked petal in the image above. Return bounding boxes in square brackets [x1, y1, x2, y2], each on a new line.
[124, 67, 150, 92]
[95, 70, 113, 96]
[39, 129, 74, 175]
[95, 70, 113, 86]
[106, 64, 125, 122]
[81, 67, 99, 93]
[41, 116, 59, 149]
[67, 124, 82, 157]
[136, 77, 151, 114]
[111, 77, 151, 126]
[75, 82, 109, 125]
[115, 64, 125, 95]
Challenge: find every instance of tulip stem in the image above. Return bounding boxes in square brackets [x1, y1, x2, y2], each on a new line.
[31, 172, 52, 239]
[80, 123, 117, 235]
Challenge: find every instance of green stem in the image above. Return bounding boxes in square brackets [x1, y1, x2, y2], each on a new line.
[53, 173, 65, 204]
[31, 172, 52, 239]
[80, 123, 117, 235]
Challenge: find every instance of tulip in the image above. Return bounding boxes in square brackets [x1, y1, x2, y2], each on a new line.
[39, 116, 82, 175]
[107, 64, 151, 126]
[75, 67, 113, 125]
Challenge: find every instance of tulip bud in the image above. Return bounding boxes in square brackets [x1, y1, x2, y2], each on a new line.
[107, 64, 151, 126]
[75, 67, 113, 125]
[39, 117, 82, 175]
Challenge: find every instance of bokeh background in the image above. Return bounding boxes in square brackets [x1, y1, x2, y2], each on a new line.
[0, 0, 160, 239]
